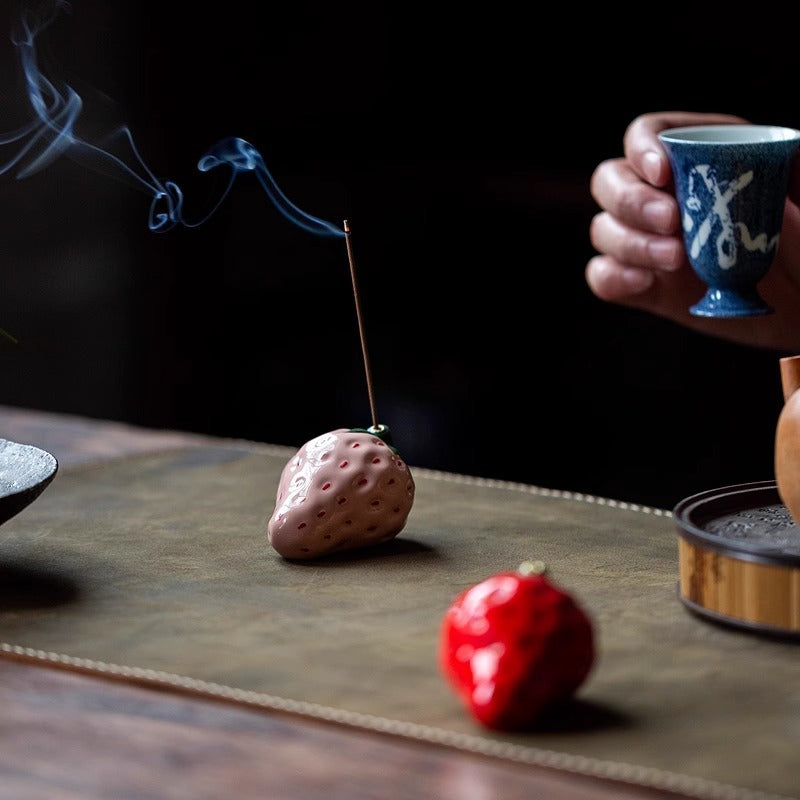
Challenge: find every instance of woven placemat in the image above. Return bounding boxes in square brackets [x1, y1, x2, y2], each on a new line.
[0, 443, 797, 800]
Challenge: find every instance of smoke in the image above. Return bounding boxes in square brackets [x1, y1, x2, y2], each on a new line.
[2, 0, 345, 236]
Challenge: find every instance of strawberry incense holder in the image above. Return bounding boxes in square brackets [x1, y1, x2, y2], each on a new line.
[267, 425, 415, 559]
[267, 222, 415, 559]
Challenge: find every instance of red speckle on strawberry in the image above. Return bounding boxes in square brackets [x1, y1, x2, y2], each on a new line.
[267, 427, 415, 559]
[439, 561, 595, 731]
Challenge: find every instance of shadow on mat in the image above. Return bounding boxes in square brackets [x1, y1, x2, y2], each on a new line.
[0, 563, 80, 610]
[283, 537, 438, 566]
[527, 697, 632, 735]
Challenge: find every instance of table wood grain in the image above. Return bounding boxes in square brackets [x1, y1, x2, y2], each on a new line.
[0, 405, 724, 800]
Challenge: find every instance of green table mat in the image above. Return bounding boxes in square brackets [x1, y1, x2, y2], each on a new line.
[0, 443, 797, 800]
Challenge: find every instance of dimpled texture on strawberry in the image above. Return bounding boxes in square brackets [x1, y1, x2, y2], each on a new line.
[268, 428, 415, 559]
[439, 568, 595, 731]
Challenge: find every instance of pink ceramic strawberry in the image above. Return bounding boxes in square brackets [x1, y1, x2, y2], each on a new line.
[267, 425, 415, 559]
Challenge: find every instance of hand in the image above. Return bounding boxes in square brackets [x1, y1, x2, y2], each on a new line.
[587, 111, 800, 352]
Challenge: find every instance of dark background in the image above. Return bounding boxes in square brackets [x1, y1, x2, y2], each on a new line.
[0, 1, 797, 510]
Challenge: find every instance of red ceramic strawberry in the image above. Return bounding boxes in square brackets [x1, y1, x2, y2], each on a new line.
[267, 425, 415, 559]
[439, 561, 595, 731]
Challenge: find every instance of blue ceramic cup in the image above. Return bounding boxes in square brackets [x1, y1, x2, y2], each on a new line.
[659, 124, 800, 317]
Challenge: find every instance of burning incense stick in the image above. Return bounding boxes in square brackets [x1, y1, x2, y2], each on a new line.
[343, 220, 379, 431]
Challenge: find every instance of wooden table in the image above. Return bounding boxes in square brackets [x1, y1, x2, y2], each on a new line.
[0, 405, 765, 800]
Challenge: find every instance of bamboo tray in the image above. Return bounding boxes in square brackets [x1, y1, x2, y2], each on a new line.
[673, 480, 800, 639]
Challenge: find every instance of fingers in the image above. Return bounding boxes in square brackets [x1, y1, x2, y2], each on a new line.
[590, 157, 679, 235]
[623, 111, 749, 187]
[590, 212, 685, 272]
[588, 149, 686, 311]
[585, 255, 655, 300]
[585, 253, 706, 325]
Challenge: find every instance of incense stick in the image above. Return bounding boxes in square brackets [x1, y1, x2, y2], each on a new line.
[343, 220, 379, 431]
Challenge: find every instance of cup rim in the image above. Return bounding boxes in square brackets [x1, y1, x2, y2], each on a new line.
[658, 124, 800, 145]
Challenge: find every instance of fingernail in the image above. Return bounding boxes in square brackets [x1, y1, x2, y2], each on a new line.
[642, 151, 662, 184]
[642, 199, 673, 231]
[622, 267, 654, 292]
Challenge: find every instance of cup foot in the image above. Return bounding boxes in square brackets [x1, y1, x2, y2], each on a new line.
[690, 288, 774, 318]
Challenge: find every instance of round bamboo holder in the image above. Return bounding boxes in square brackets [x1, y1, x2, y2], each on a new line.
[674, 481, 800, 638]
